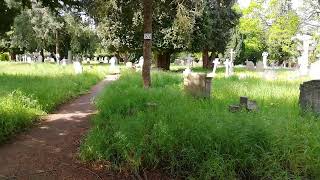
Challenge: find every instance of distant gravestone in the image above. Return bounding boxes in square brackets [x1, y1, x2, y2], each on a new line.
[246, 60, 255, 71]
[262, 52, 269, 68]
[104, 57, 109, 64]
[184, 73, 213, 98]
[73, 61, 83, 74]
[309, 61, 320, 80]
[136, 56, 144, 70]
[68, 51, 73, 63]
[208, 58, 220, 78]
[224, 59, 233, 77]
[61, 58, 67, 66]
[299, 80, 320, 114]
[109, 56, 120, 74]
[256, 61, 264, 72]
[263, 70, 277, 81]
[27, 56, 32, 64]
[126, 62, 133, 68]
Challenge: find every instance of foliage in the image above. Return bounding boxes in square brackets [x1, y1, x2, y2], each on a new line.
[81, 70, 320, 179]
[0, 52, 11, 61]
[0, 62, 108, 143]
[64, 13, 98, 56]
[267, 11, 300, 62]
[10, 2, 62, 52]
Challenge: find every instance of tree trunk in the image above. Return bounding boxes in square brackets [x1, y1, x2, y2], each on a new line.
[157, 52, 171, 70]
[202, 47, 210, 69]
[40, 49, 44, 62]
[55, 30, 59, 62]
[142, 0, 153, 88]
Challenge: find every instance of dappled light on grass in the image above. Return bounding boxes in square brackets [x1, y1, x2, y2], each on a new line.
[0, 62, 108, 143]
[81, 69, 320, 179]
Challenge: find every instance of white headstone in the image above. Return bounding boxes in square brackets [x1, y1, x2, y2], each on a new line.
[110, 56, 117, 68]
[73, 61, 83, 74]
[183, 68, 192, 77]
[293, 34, 312, 76]
[309, 61, 320, 80]
[208, 58, 220, 77]
[262, 52, 269, 69]
[27, 56, 32, 64]
[61, 58, 67, 66]
[104, 57, 109, 64]
[224, 59, 233, 77]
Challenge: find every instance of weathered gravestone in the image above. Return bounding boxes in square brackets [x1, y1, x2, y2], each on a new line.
[309, 61, 320, 80]
[184, 73, 213, 98]
[246, 60, 255, 71]
[126, 62, 133, 69]
[73, 61, 83, 74]
[299, 80, 320, 114]
[256, 61, 264, 72]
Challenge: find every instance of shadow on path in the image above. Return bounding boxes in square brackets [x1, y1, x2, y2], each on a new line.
[0, 75, 120, 179]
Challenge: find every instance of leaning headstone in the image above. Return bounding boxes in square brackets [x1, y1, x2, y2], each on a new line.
[256, 61, 264, 72]
[73, 61, 83, 74]
[246, 60, 255, 71]
[309, 61, 320, 80]
[299, 80, 320, 114]
[184, 73, 213, 98]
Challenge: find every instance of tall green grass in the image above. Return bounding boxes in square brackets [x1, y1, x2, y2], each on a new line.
[0, 62, 109, 143]
[81, 70, 320, 179]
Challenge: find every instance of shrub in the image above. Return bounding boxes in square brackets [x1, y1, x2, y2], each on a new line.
[0, 52, 11, 61]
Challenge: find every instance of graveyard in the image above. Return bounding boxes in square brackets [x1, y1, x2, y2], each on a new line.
[1, 0, 320, 179]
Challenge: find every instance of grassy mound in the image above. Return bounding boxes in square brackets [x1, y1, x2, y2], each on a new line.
[0, 63, 108, 143]
[81, 70, 320, 179]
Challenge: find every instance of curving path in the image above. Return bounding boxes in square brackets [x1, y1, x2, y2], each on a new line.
[0, 75, 120, 179]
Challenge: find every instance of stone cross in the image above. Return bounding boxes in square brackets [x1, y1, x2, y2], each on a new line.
[262, 52, 269, 69]
[292, 34, 312, 76]
[212, 58, 220, 75]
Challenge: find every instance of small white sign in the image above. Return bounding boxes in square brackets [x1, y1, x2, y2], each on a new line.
[144, 33, 152, 40]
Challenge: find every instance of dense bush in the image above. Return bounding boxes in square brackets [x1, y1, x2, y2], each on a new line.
[81, 71, 320, 179]
[0, 52, 11, 61]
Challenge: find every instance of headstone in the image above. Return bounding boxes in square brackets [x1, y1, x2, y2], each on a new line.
[61, 58, 67, 66]
[126, 62, 133, 68]
[73, 61, 83, 74]
[293, 34, 312, 76]
[110, 56, 117, 67]
[137, 56, 144, 69]
[262, 52, 269, 69]
[104, 57, 109, 64]
[309, 61, 320, 80]
[186, 54, 193, 68]
[256, 61, 264, 72]
[224, 59, 233, 77]
[208, 58, 220, 78]
[68, 51, 73, 63]
[246, 60, 255, 71]
[183, 68, 192, 76]
[22, 54, 27, 62]
[263, 70, 277, 81]
[37, 55, 43, 63]
[109, 56, 120, 74]
[299, 80, 320, 114]
[27, 56, 32, 64]
[184, 73, 213, 98]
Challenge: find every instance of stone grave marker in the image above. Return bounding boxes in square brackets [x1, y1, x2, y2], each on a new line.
[109, 56, 120, 74]
[246, 60, 255, 71]
[126, 62, 133, 68]
[299, 80, 320, 114]
[208, 58, 220, 78]
[256, 61, 264, 72]
[73, 61, 83, 74]
[184, 73, 213, 98]
[224, 59, 233, 77]
[309, 60, 320, 80]
[262, 52, 269, 69]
